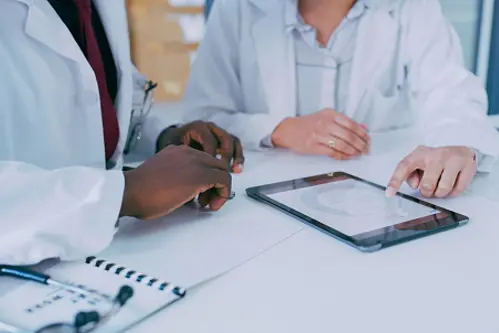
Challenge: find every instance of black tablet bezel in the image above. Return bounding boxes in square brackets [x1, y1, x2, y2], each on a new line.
[246, 172, 469, 252]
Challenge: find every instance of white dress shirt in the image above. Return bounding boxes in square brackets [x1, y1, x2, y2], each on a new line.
[262, 0, 367, 146]
[289, 0, 366, 116]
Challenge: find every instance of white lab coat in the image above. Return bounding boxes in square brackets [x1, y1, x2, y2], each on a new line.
[0, 0, 152, 265]
[184, 0, 499, 169]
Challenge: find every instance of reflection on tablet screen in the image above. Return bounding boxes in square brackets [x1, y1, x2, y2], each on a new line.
[268, 178, 440, 236]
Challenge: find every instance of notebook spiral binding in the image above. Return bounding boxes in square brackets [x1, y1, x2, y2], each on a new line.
[85, 256, 186, 297]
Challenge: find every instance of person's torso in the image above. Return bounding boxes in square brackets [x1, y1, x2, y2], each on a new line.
[288, 0, 363, 116]
[235, 0, 413, 132]
[0, 0, 133, 170]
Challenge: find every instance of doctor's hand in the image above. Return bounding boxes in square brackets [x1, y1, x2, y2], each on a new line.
[386, 146, 476, 199]
[120, 145, 232, 220]
[270, 109, 370, 159]
[156, 121, 245, 173]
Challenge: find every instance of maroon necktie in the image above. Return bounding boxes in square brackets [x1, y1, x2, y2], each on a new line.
[73, 0, 119, 160]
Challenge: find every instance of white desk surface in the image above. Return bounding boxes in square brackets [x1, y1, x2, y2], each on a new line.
[117, 106, 499, 333]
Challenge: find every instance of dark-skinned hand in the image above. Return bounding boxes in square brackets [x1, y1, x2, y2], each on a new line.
[156, 121, 245, 173]
[120, 145, 232, 220]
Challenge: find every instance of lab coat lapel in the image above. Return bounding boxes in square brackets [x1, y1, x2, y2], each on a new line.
[93, 0, 131, 79]
[93, 0, 133, 161]
[18, 0, 86, 65]
[346, 9, 399, 118]
[252, 2, 297, 119]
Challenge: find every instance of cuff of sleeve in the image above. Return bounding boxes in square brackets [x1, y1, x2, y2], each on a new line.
[424, 122, 499, 173]
[475, 152, 497, 173]
[0, 169, 125, 266]
[244, 116, 286, 151]
[136, 110, 183, 157]
[260, 135, 275, 148]
[60, 170, 125, 261]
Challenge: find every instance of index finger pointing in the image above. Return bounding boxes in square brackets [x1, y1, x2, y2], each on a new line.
[386, 157, 421, 197]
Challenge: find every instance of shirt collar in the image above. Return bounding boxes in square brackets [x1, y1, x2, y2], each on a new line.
[285, 0, 368, 32]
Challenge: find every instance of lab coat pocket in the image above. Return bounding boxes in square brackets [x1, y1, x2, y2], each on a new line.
[362, 86, 412, 132]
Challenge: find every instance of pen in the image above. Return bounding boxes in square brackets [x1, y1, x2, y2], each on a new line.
[0, 265, 89, 295]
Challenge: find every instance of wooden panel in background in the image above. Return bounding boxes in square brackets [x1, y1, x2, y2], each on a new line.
[127, 0, 204, 101]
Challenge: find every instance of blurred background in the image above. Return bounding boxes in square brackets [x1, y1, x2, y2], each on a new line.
[127, 0, 499, 114]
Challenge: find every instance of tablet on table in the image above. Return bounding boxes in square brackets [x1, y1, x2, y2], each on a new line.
[246, 172, 469, 252]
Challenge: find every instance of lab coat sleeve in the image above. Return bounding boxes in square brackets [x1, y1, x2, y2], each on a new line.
[183, 0, 283, 150]
[0, 162, 124, 266]
[404, 0, 499, 171]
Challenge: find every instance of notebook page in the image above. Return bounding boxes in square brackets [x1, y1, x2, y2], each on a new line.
[0, 262, 180, 332]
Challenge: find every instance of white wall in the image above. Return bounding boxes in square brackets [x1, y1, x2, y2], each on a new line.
[439, 0, 482, 71]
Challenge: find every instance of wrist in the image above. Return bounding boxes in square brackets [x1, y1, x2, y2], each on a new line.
[156, 125, 179, 153]
[271, 117, 295, 148]
[119, 171, 140, 218]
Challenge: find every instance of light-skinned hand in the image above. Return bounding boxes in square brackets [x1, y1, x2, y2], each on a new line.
[386, 146, 477, 198]
[271, 109, 370, 160]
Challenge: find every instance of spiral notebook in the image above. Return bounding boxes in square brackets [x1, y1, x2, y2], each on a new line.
[0, 256, 186, 332]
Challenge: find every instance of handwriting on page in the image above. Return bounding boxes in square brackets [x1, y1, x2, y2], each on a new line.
[24, 282, 111, 315]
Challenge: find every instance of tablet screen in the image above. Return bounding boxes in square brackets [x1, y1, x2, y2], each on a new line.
[268, 178, 441, 236]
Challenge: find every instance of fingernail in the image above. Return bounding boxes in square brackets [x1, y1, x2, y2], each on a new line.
[385, 186, 397, 198]
[361, 124, 368, 130]
[238, 164, 244, 172]
[422, 183, 432, 190]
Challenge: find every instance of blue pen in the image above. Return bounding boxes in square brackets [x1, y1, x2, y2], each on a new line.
[0, 265, 89, 295]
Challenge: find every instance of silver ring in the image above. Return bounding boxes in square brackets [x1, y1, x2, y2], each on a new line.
[328, 139, 336, 148]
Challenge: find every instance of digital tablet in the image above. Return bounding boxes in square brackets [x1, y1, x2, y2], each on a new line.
[246, 172, 469, 252]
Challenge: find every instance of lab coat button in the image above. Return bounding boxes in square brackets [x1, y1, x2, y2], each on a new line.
[83, 91, 99, 105]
